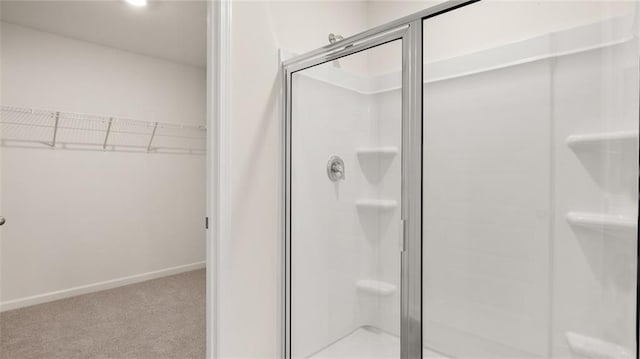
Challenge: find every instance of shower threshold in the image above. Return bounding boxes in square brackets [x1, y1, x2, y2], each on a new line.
[309, 326, 448, 358]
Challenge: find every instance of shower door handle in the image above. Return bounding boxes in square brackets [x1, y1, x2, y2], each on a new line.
[398, 220, 405, 252]
[0, 217, 5, 226]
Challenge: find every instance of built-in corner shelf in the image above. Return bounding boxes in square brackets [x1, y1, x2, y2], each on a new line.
[566, 212, 637, 235]
[566, 332, 633, 359]
[356, 199, 398, 211]
[356, 279, 397, 296]
[566, 131, 639, 153]
[355, 147, 398, 158]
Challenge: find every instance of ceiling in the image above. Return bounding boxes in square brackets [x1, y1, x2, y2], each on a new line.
[0, 0, 207, 68]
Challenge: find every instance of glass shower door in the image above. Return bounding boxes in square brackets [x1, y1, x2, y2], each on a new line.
[422, 2, 639, 358]
[286, 34, 410, 358]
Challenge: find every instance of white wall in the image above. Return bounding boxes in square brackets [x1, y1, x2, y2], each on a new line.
[0, 22, 206, 308]
[219, 2, 369, 357]
[0, 5, 5, 308]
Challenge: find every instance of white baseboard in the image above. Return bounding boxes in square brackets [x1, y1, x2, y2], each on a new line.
[0, 261, 206, 312]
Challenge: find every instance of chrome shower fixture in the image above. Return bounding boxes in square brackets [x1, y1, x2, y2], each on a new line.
[327, 155, 345, 182]
[328, 33, 344, 44]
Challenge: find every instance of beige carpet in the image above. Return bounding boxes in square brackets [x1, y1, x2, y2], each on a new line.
[0, 269, 205, 359]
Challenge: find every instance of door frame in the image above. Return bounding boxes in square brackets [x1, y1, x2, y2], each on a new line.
[281, 24, 420, 358]
[207, 1, 232, 358]
[279, 1, 479, 357]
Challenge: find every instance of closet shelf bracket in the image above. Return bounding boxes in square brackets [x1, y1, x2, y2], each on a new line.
[147, 122, 158, 152]
[51, 111, 60, 148]
[103, 117, 113, 150]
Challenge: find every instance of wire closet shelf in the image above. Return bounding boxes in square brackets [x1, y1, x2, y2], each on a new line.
[0, 105, 206, 155]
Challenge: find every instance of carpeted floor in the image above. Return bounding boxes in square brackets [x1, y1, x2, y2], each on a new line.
[0, 269, 205, 359]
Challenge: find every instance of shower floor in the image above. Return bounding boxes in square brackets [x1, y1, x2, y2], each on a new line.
[309, 327, 447, 358]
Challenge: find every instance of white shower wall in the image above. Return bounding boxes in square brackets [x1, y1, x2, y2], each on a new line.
[551, 36, 638, 358]
[289, 14, 638, 358]
[0, 22, 206, 309]
[291, 72, 371, 355]
[424, 16, 638, 358]
[290, 59, 402, 357]
[423, 57, 553, 358]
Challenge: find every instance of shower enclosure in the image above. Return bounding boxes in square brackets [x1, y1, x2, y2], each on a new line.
[282, 0, 639, 358]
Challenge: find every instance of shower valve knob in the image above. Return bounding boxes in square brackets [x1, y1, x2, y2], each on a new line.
[327, 156, 345, 182]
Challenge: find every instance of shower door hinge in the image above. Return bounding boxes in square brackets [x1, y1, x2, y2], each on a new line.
[205, 216, 209, 229]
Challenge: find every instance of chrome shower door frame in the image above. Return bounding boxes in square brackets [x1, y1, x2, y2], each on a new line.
[282, 19, 420, 359]
[282, 1, 480, 357]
